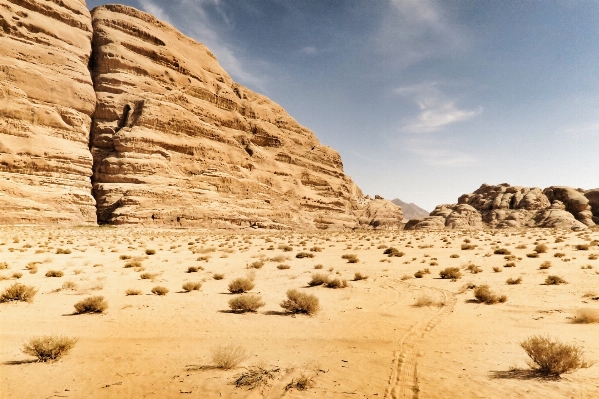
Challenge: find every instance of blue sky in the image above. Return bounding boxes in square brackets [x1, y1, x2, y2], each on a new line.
[87, 0, 599, 211]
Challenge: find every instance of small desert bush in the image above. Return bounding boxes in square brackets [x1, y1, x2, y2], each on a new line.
[310, 246, 323, 252]
[504, 261, 516, 267]
[413, 294, 443, 307]
[325, 278, 348, 289]
[383, 247, 404, 257]
[124, 261, 142, 268]
[182, 282, 202, 292]
[572, 309, 599, 324]
[125, 288, 142, 296]
[527, 253, 540, 258]
[545, 275, 567, 285]
[494, 248, 511, 255]
[213, 273, 224, 280]
[56, 248, 71, 254]
[25, 262, 38, 274]
[439, 267, 462, 280]
[493, 267, 502, 273]
[534, 244, 548, 253]
[61, 281, 77, 291]
[119, 255, 132, 260]
[353, 272, 368, 281]
[228, 278, 255, 293]
[278, 245, 293, 252]
[0, 262, 8, 269]
[589, 254, 598, 260]
[466, 264, 483, 274]
[212, 344, 249, 369]
[516, 244, 527, 249]
[45, 270, 64, 278]
[285, 373, 315, 391]
[296, 252, 314, 259]
[314, 264, 323, 269]
[247, 260, 264, 269]
[461, 244, 476, 250]
[308, 273, 329, 286]
[554, 252, 566, 258]
[277, 264, 291, 270]
[22, 335, 77, 362]
[474, 285, 507, 304]
[151, 286, 169, 295]
[576, 244, 590, 251]
[74, 296, 108, 314]
[12, 272, 22, 279]
[228, 294, 265, 313]
[187, 266, 200, 273]
[341, 254, 359, 263]
[139, 272, 156, 280]
[539, 261, 552, 269]
[506, 277, 522, 285]
[234, 365, 279, 389]
[521, 335, 593, 376]
[145, 249, 156, 255]
[280, 289, 320, 315]
[0, 283, 37, 303]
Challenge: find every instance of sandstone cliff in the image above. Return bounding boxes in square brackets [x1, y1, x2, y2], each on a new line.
[391, 198, 429, 221]
[87, 4, 401, 229]
[406, 183, 597, 230]
[0, 0, 97, 224]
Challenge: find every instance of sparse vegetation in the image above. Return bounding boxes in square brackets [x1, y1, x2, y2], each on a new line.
[353, 272, 368, 281]
[545, 275, 567, 285]
[145, 249, 156, 255]
[211, 344, 249, 369]
[247, 260, 264, 269]
[74, 296, 108, 314]
[572, 309, 599, 324]
[125, 289, 142, 296]
[439, 267, 462, 280]
[234, 365, 279, 389]
[0, 283, 37, 303]
[521, 335, 593, 376]
[22, 335, 78, 362]
[296, 252, 314, 259]
[228, 277, 255, 293]
[506, 277, 522, 285]
[325, 278, 348, 289]
[341, 254, 359, 263]
[182, 282, 202, 292]
[45, 270, 64, 277]
[534, 244, 548, 253]
[151, 286, 169, 295]
[285, 373, 315, 391]
[280, 289, 320, 315]
[383, 247, 404, 257]
[213, 273, 225, 280]
[474, 285, 507, 304]
[494, 248, 511, 255]
[228, 294, 265, 313]
[277, 264, 291, 270]
[308, 273, 329, 286]
[539, 261, 552, 269]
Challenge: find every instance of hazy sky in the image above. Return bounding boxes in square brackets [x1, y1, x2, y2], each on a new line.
[87, 0, 599, 211]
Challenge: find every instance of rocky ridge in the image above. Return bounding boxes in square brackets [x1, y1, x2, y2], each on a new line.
[0, 2, 402, 229]
[406, 183, 598, 230]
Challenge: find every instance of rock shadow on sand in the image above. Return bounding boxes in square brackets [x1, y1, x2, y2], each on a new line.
[489, 368, 560, 381]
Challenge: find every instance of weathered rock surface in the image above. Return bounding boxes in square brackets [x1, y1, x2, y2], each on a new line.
[407, 183, 595, 230]
[87, 5, 399, 229]
[355, 197, 404, 229]
[585, 189, 599, 224]
[0, 0, 97, 224]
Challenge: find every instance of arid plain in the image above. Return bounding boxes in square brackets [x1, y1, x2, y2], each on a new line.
[1, 226, 598, 398]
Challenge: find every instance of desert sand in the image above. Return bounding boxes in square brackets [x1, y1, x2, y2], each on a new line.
[1, 226, 598, 398]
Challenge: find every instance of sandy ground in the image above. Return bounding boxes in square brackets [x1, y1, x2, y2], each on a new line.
[1, 226, 598, 398]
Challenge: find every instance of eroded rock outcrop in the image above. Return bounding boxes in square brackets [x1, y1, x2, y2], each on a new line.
[87, 5, 396, 229]
[355, 197, 404, 229]
[0, 0, 97, 224]
[407, 183, 595, 230]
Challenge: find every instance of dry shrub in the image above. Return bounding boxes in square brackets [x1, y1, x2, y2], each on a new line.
[494, 248, 511, 255]
[182, 282, 202, 292]
[22, 335, 77, 362]
[145, 249, 156, 255]
[308, 273, 329, 286]
[493, 267, 502, 273]
[383, 247, 404, 257]
[589, 254, 598, 260]
[125, 288, 142, 296]
[325, 278, 348, 289]
[314, 264, 323, 269]
[278, 245, 293, 252]
[234, 365, 279, 389]
[187, 266, 200, 273]
[474, 285, 507, 304]
[140, 272, 157, 280]
[12, 272, 22, 279]
[296, 252, 315, 259]
[353, 272, 368, 281]
[228, 294, 265, 313]
[534, 244, 548, 253]
[212, 344, 249, 369]
[247, 260, 264, 269]
[413, 294, 443, 307]
[506, 277, 522, 285]
[270, 255, 289, 263]
[124, 261, 142, 268]
[439, 267, 462, 280]
[277, 264, 291, 270]
[545, 275, 567, 285]
[228, 278, 255, 293]
[461, 244, 476, 250]
[521, 335, 593, 376]
[74, 296, 108, 314]
[119, 255, 132, 260]
[539, 261, 552, 269]
[504, 262, 516, 267]
[576, 244, 590, 251]
[450, 254, 460, 258]
[45, 270, 64, 277]
[466, 264, 483, 274]
[310, 246, 323, 252]
[527, 253, 540, 258]
[56, 248, 71, 254]
[61, 281, 77, 291]
[0, 262, 8, 269]
[151, 286, 169, 296]
[0, 283, 38, 303]
[572, 309, 599, 324]
[285, 373, 315, 391]
[280, 289, 320, 315]
[213, 273, 225, 280]
[554, 252, 566, 258]
[341, 254, 359, 263]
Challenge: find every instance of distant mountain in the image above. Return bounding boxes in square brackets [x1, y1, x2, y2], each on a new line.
[391, 199, 429, 221]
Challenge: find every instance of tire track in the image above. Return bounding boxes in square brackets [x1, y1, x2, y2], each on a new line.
[385, 285, 456, 399]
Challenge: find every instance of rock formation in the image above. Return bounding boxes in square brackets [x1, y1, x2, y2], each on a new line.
[391, 198, 429, 221]
[0, 2, 402, 229]
[585, 189, 599, 224]
[0, 0, 97, 224]
[407, 183, 597, 230]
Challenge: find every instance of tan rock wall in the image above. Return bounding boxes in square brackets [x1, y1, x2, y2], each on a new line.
[0, 0, 96, 224]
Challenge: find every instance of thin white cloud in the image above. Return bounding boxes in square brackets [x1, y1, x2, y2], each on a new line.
[396, 82, 482, 133]
[137, 0, 172, 23]
[409, 146, 478, 166]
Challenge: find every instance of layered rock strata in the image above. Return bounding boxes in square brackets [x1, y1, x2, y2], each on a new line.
[87, 5, 401, 229]
[407, 183, 597, 230]
[0, 0, 97, 224]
